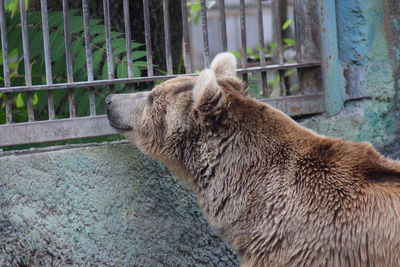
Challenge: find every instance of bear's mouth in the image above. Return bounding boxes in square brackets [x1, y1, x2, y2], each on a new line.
[106, 110, 133, 131]
[108, 120, 132, 131]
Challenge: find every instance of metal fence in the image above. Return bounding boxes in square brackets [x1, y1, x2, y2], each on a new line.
[0, 0, 323, 147]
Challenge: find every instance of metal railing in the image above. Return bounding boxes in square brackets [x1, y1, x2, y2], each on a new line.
[0, 0, 323, 147]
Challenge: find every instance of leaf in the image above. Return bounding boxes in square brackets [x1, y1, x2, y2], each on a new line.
[92, 49, 104, 73]
[49, 32, 65, 62]
[111, 32, 124, 39]
[9, 48, 18, 60]
[73, 49, 87, 74]
[282, 19, 294, 30]
[283, 38, 296, 46]
[28, 27, 44, 59]
[48, 12, 64, 28]
[6, 0, 18, 17]
[7, 25, 22, 54]
[69, 15, 85, 34]
[193, 13, 201, 25]
[132, 61, 148, 68]
[117, 61, 128, 79]
[91, 25, 106, 35]
[132, 42, 144, 49]
[92, 34, 106, 44]
[52, 54, 66, 78]
[112, 46, 129, 56]
[27, 11, 42, 25]
[71, 39, 83, 58]
[132, 51, 146, 60]
[246, 48, 254, 56]
[189, 1, 201, 14]
[229, 50, 242, 60]
[16, 93, 24, 108]
[33, 92, 39, 105]
[133, 65, 141, 77]
[285, 68, 296, 77]
[101, 60, 110, 79]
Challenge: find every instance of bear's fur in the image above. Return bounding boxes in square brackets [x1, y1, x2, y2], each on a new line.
[106, 53, 400, 266]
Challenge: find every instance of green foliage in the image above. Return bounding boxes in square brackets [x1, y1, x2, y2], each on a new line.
[0, 5, 147, 124]
[188, 0, 216, 25]
[230, 19, 298, 98]
[282, 19, 293, 30]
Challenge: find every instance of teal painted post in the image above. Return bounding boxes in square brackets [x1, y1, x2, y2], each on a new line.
[320, 0, 345, 115]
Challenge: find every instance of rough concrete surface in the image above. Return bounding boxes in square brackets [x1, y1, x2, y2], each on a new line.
[0, 143, 238, 266]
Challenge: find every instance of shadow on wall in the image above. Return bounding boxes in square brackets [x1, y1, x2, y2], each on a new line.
[0, 143, 238, 266]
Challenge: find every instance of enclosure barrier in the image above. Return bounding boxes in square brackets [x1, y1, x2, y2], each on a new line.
[0, 0, 323, 147]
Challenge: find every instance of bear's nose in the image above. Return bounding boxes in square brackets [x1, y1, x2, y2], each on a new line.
[105, 94, 113, 105]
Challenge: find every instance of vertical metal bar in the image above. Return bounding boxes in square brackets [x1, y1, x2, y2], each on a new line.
[20, 0, 34, 121]
[0, 0, 9, 88]
[181, 0, 192, 73]
[239, 0, 248, 83]
[257, 0, 269, 97]
[40, 0, 55, 120]
[292, 0, 303, 94]
[218, 0, 227, 51]
[62, 0, 73, 83]
[5, 94, 12, 123]
[62, 0, 76, 118]
[0, 0, 12, 123]
[103, 0, 114, 79]
[272, 0, 287, 96]
[40, 0, 52, 85]
[143, 0, 153, 76]
[163, 0, 173, 75]
[200, 0, 210, 67]
[293, 0, 302, 65]
[82, 0, 96, 116]
[82, 0, 93, 81]
[123, 0, 134, 78]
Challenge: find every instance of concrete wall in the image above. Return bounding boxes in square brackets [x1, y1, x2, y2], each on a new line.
[0, 143, 238, 266]
[301, 0, 400, 154]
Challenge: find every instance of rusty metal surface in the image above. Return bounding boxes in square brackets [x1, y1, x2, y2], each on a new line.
[0, 62, 321, 93]
[181, 0, 192, 73]
[0, 0, 11, 123]
[162, 0, 173, 75]
[218, 0, 227, 51]
[259, 93, 324, 116]
[41, 0, 55, 120]
[123, 0, 134, 78]
[200, 0, 210, 67]
[0, 0, 324, 147]
[0, 94, 324, 147]
[0, 115, 118, 146]
[142, 0, 153, 77]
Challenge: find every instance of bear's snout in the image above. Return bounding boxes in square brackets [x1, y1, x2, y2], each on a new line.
[105, 92, 149, 132]
[105, 94, 113, 105]
[106, 94, 133, 131]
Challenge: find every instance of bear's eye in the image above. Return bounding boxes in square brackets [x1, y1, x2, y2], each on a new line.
[147, 94, 155, 105]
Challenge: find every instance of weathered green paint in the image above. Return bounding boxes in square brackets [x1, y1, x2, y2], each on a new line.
[305, 0, 399, 147]
[319, 0, 345, 115]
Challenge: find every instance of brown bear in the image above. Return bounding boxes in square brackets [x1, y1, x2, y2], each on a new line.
[106, 52, 400, 266]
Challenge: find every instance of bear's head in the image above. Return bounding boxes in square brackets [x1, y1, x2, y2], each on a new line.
[106, 52, 267, 190]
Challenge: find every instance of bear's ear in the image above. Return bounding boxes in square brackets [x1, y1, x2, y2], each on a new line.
[210, 52, 237, 78]
[192, 68, 223, 113]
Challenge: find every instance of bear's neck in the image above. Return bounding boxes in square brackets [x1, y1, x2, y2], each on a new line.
[181, 127, 293, 245]
[179, 108, 320, 255]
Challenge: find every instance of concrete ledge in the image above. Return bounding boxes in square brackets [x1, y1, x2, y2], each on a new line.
[0, 143, 238, 266]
